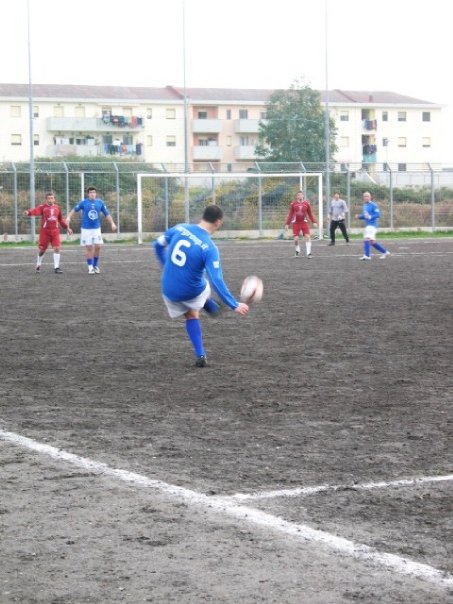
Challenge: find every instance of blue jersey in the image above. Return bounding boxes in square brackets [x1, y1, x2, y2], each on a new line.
[154, 223, 239, 310]
[358, 201, 380, 227]
[73, 198, 109, 229]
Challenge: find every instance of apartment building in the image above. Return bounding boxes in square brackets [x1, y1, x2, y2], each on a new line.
[0, 83, 443, 170]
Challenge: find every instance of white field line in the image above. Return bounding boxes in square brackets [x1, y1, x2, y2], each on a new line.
[231, 474, 453, 502]
[1, 429, 452, 590]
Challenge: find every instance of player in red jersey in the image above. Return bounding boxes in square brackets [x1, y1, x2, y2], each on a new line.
[284, 191, 318, 258]
[23, 192, 73, 273]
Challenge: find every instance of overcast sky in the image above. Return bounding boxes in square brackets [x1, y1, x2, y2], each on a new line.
[2, 0, 452, 162]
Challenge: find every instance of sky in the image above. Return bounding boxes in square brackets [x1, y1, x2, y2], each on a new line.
[1, 0, 453, 162]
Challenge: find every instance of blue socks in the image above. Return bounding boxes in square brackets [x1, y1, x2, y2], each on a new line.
[372, 242, 387, 253]
[93, 256, 99, 267]
[364, 240, 371, 257]
[203, 299, 220, 315]
[185, 318, 204, 357]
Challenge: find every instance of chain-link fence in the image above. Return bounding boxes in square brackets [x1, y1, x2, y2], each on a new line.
[1, 161, 452, 241]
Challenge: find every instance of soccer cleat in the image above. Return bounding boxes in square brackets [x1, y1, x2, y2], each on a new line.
[379, 251, 391, 259]
[327, 242, 335, 246]
[360, 255, 371, 261]
[93, 266, 101, 274]
[88, 266, 95, 275]
[54, 267, 63, 274]
[307, 253, 312, 258]
[294, 250, 300, 257]
[195, 355, 207, 368]
[35, 266, 41, 273]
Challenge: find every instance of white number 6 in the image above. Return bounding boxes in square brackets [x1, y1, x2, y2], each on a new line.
[171, 239, 191, 266]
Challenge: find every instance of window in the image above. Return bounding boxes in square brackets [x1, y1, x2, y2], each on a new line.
[398, 163, 407, 172]
[11, 134, 22, 146]
[240, 136, 250, 146]
[397, 111, 406, 122]
[339, 136, 349, 148]
[10, 105, 21, 117]
[198, 138, 209, 146]
[75, 106, 85, 118]
[166, 108, 176, 119]
[146, 135, 153, 146]
[226, 136, 232, 147]
[382, 111, 388, 121]
[227, 163, 232, 172]
[33, 105, 39, 118]
[422, 112, 431, 122]
[239, 109, 248, 119]
[166, 135, 176, 147]
[339, 111, 349, 122]
[226, 109, 232, 120]
[397, 137, 407, 147]
[34, 134, 39, 146]
[54, 105, 64, 117]
[146, 108, 153, 119]
[422, 137, 431, 148]
[260, 111, 267, 119]
[198, 111, 208, 119]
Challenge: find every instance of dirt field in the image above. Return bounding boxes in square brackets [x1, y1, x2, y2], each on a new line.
[1, 237, 452, 604]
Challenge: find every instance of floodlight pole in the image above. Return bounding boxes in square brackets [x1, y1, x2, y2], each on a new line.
[324, 0, 330, 237]
[27, 0, 36, 240]
[182, 0, 190, 222]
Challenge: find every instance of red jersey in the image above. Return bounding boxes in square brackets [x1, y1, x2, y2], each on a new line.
[285, 199, 316, 225]
[26, 203, 68, 231]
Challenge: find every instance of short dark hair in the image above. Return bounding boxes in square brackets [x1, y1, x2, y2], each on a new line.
[202, 204, 223, 223]
[87, 186, 97, 193]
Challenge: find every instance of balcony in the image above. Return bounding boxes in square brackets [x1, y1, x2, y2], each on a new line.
[192, 119, 222, 133]
[46, 116, 144, 133]
[234, 119, 260, 133]
[234, 145, 258, 160]
[362, 119, 377, 131]
[192, 145, 223, 160]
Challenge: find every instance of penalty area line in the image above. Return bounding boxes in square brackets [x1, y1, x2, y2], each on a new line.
[1, 428, 452, 590]
[231, 474, 453, 502]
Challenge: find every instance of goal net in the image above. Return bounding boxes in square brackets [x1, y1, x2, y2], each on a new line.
[136, 172, 323, 243]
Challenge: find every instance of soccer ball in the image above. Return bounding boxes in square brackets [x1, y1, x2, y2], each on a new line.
[240, 275, 263, 304]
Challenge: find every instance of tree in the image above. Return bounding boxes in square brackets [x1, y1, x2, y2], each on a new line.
[256, 80, 337, 163]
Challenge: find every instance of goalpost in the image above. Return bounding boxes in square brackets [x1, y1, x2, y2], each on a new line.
[136, 172, 323, 244]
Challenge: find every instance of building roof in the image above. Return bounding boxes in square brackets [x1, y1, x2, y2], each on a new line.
[322, 89, 435, 105]
[0, 83, 437, 106]
[0, 83, 178, 101]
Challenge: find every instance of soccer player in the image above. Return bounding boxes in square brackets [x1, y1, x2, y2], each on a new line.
[154, 204, 249, 367]
[23, 192, 73, 274]
[284, 191, 318, 257]
[327, 191, 350, 245]
[356, 191, 391, 261]
[66, 186, 117, 274]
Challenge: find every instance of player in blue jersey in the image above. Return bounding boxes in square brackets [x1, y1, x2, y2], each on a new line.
[66, 186, 117, 274]
[356, 191, 390, 261]
[154, 204, 249, 367]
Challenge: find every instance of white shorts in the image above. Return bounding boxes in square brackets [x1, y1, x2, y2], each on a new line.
[163, 283, 211, 319]
[364, 225, 377, 240]
[81, 228, 103, 246]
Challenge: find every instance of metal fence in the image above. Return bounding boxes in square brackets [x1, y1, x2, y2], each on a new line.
[1, 161, 452, 241]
